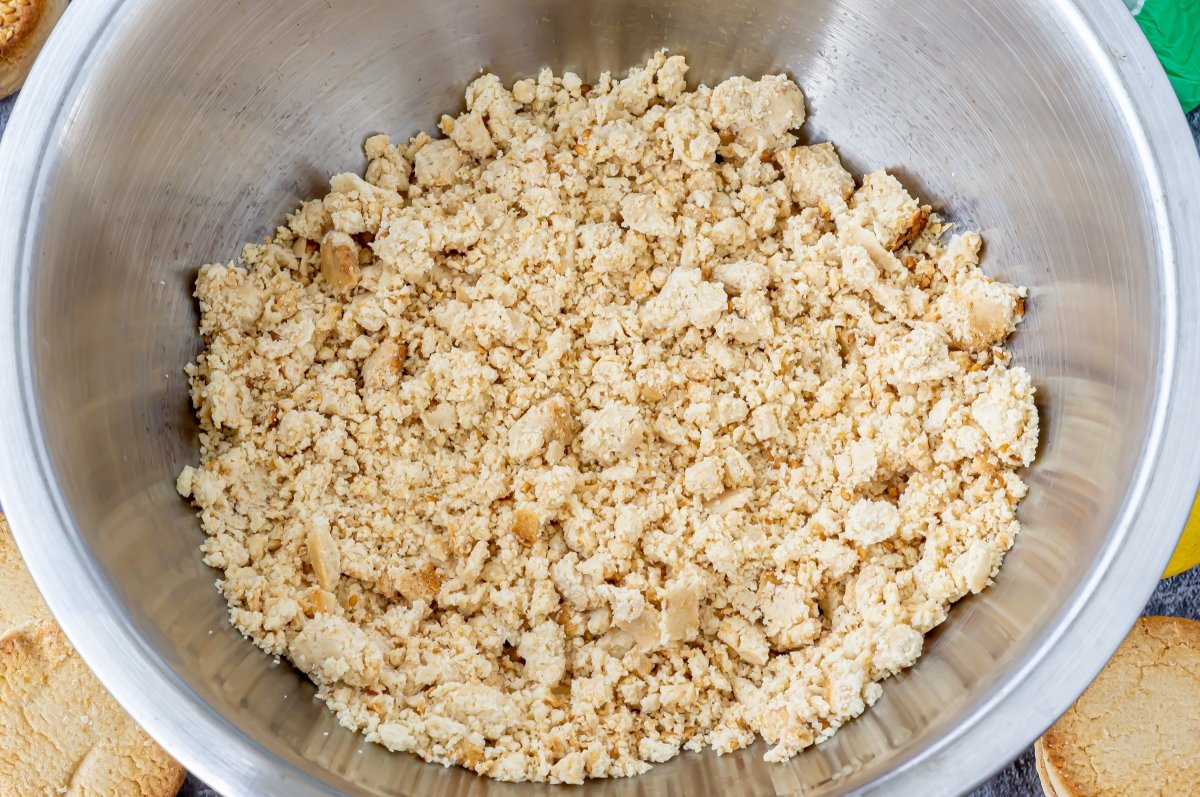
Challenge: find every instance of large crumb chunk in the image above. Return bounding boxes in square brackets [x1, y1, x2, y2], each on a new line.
[777, 142, 855, 211]
[848, 171, 930, 250]
[182, 51, 1036, 784]
[508, 396, 573, 462]
[580, 402, 645, 465]
[710, 74, 805, 158]
[414, 138, 466, 186]
[971, 367, 1039, 465]
[936, 271, 1024, 351]
[842, 499, 901, 545]
[640, 267, 727, 335]
[289, 615, 383, 687]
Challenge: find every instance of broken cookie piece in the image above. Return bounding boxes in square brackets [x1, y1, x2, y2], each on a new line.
[847, 171, 930, 251]
[777, 142, 855, 211]
[320, 229, 361, 293]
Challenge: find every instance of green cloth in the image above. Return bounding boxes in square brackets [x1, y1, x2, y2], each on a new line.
[1126, 0, 1200, 110]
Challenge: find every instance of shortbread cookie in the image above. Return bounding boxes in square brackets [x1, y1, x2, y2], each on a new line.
[1034, 738, 1059, 797]
[0, 513, 184, 795]
[1039, 616, 1200, 796]
[0, 620, 185, 796]
[0, 0, 68, 99]
[0, 514, 50, 629]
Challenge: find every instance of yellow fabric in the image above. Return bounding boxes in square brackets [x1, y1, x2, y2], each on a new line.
[1165, 491, 1200, 578]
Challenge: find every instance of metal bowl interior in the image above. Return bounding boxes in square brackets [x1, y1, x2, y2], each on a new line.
[1, 0, 1198, 795]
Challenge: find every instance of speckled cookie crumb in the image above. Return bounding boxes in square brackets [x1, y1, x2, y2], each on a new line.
[179, 51, 1037, 783]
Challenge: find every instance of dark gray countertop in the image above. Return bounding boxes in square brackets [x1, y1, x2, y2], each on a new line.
[1, 92, 1197, 797]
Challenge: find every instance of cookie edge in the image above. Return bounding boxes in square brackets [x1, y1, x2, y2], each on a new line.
[1039, 616, 1200, 796]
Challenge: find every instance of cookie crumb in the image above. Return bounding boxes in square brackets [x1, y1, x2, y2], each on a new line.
[182, 51, 1037, 783]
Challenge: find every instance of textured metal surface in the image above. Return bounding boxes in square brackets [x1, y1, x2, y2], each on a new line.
[0, 1, 1199, 796]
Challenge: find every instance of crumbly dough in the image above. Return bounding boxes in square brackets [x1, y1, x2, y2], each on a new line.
[179, 52, 1037, 783]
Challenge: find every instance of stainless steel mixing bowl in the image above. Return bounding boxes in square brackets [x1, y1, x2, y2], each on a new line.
[1, 0, 1198, 794]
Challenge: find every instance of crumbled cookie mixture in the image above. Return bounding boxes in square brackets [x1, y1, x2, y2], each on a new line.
[178, 52, 1037, 783]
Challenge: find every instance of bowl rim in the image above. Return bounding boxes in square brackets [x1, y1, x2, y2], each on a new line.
[1, 0, 1198, 795]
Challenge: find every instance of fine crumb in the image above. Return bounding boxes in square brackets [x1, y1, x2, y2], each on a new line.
[181, 51, 1038, 783]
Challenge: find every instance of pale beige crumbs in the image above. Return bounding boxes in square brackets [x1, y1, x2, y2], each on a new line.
[178, 53, 1038, 783]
